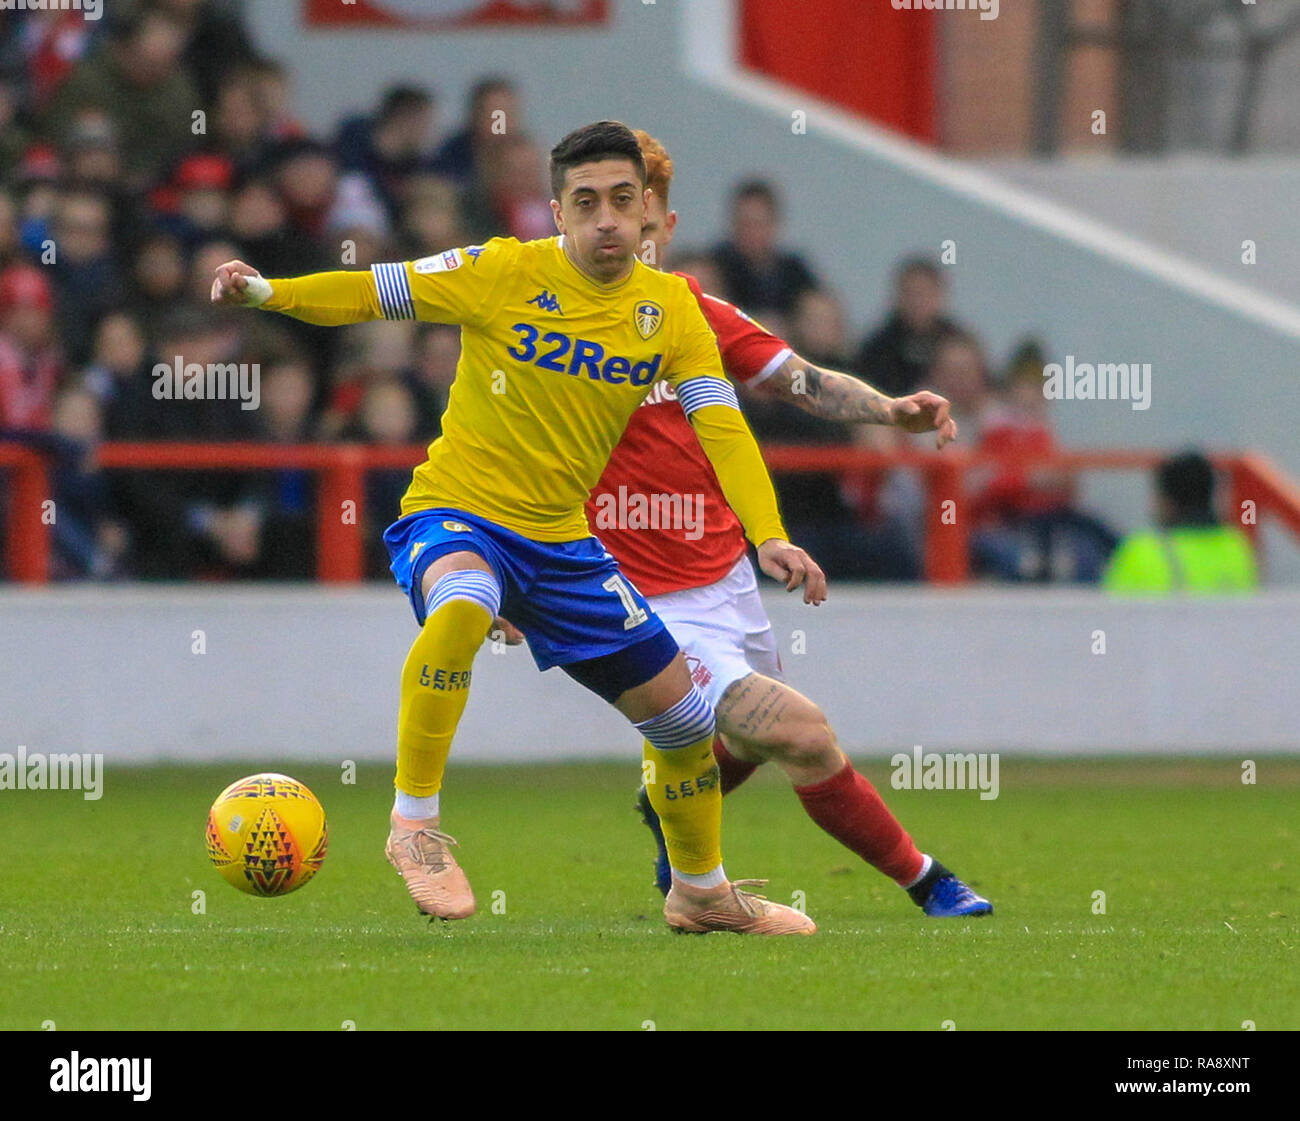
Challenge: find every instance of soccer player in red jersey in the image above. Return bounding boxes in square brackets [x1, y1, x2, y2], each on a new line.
[594, 131, 992, 917]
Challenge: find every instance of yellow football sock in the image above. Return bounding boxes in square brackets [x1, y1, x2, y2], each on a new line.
[395, 597, 492, 798]
[642, 737, 723, 875]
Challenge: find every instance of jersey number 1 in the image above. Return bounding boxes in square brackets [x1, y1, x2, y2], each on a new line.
[603, 574, 649, 631]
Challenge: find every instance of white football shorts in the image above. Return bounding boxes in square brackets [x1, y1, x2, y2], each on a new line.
[646, 554, 784, 710]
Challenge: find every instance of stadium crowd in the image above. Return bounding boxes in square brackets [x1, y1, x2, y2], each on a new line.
[0, 0, 1119, 584]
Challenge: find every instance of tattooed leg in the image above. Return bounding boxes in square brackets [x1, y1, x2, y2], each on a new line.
[714, 673, 846, 787]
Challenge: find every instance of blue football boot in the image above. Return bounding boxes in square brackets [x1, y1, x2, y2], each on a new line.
[908, 859, 993, 917]
[634, 786, 672, 897]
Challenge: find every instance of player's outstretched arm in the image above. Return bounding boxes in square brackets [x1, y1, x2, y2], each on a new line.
[756, 354, 958, 449]
[211, 259, 382, 326]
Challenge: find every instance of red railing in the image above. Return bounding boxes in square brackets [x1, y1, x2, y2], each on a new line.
[3, 441, 1299, 584]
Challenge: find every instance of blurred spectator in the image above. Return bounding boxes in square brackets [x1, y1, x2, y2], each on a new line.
[61, 109, 143, 259]
[406, 323, 459, 437]
[0, 74, 33, 178]
[129, 229, 189, 320]
[711, 180, 819, 329]
[47, 385, 129, 580]
[975, 340, 1071, 521]
[855, 257, 965, 399]
[320, 319, 417, 440]
[461, 133, 553, 243]
[50, 187, 124, 364]
[0, 262, 63, 431]
[62, 110, 123, 190]
[82, 309, 153, 437]
[344, 377, 421, 577]
[257, 355, 317, 445]
[788, 288, 850, 368]
[248, 57, 304, 143]
[106, 306, 264, 578]
[227, 175, 323, 278]
[925, 328, 991, 434]
[271, 138, 375, 246]
[949, 337, 1118, 582]
[671, 249, 731, 304]
[7, 9, 97, 116]
[148, 152, 234, 251]
[336, 84, 439, 223]
[431, 76, 519, 186]
[157, 0, 258, 111]
[14, 145, 61, 257]
[325, 173, 392, 269]
[210, 67, 277, 176]
[1104, 451, 1257, 594]
[0, 188, 22, 269]
[866, 328, 994, 578]
[248, 355, 318, 578]
[353, 377, 418, 445]
[42, 6, 200, 188]
[398, 176, 468, 258]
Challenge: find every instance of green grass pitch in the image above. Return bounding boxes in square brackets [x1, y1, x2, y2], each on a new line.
[1, 758, 1295, 1031]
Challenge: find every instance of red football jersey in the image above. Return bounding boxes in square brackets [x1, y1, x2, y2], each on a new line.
[586, 272, 792, 597]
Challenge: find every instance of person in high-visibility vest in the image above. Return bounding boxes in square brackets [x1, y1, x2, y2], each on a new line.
[1104, 451, 1258, 593]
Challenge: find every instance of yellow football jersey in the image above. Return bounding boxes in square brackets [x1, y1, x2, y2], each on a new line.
[380, 236, 743, 540]
[260, 235, 786, 546]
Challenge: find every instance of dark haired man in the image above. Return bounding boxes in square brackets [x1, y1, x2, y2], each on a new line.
[1104, 451, 1257, 593]
[212, 120, 821, 935]
[711, 179, 820, 324]
[855, 256, 966, 400]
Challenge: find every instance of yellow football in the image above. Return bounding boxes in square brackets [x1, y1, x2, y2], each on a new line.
[205, 773, 328, 897]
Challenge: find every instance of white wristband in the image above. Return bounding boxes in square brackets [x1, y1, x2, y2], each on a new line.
[243, 275, 273, 307]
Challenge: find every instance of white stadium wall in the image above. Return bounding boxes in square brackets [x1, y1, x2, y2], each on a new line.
[6, 587, 1298, 762]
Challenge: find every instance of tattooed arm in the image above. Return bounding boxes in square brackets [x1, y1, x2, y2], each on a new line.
[754, 353, 958, 448]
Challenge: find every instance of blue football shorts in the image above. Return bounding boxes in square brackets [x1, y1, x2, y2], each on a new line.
[383, 507, 678, 688]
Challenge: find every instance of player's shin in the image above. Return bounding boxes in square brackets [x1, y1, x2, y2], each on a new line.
[394, 572, 499, 813]
[636, 687, 724, 882]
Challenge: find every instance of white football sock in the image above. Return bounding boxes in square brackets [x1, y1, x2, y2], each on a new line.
[394, 791, 440, 821]
[673, 863, 727, 888]
[902, 854, 934, 890]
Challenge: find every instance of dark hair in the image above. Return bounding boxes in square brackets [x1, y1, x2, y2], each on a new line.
[732, 179, 780, 215]
[469, 77, 515, 113]
[895, 255, 944, 287]
[378, 85, 433, 125]
[1157, 451, 1216, 521]
[549, 120, 646, 200]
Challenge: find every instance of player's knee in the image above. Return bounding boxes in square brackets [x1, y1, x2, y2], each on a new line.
[773, 706, 837, 769]
[421, 571, 501, 655]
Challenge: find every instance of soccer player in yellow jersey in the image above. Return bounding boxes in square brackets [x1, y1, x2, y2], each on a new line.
[211, 121, 819, 934]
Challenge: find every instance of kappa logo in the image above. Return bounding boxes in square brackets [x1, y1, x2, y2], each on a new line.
[409, 542, 428, 563]
[464, 245, 485, 265]
[526, 289, 564, 315]
[634, 301, 664, 340]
